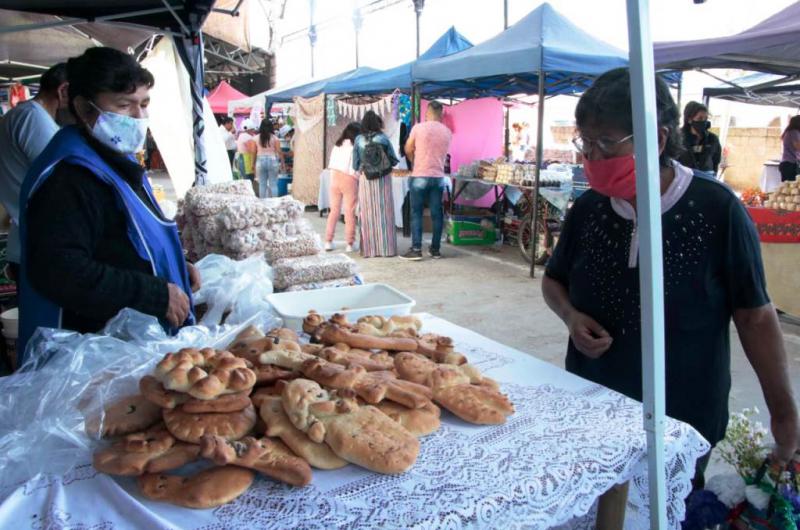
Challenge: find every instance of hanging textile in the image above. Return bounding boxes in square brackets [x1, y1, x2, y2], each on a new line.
[397, 94, 412, 127]
[292, 94, 325, 205]
[174, 34, 208, 186]
[326, 95, 337, 127]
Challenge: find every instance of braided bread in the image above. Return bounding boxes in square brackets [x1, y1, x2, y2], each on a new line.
[154, 348, 256, 400]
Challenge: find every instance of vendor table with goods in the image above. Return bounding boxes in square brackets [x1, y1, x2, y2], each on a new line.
[746, 205, 800, 318]
[0, 310, 707, 530]
[746, 180, 800, 318]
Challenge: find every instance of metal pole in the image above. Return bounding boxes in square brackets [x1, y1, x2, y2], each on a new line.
[676, 76, 683, 115]
[413, 0, 425, 58]
[309, 0, 317, 77]
[503, 0, 509, 29]
[353, 2, 363, 69]
[529, 70, 545, 279]
[625, 0, 667, 527]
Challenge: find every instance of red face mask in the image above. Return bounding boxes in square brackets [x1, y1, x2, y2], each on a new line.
[583, 154, 636, 201]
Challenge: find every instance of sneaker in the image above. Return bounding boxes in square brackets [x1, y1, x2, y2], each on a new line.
[345, 244, 354, 253]
[399, 248, 423, 261]
[324, 241, 334, 251]
[429, 248, 442, 259]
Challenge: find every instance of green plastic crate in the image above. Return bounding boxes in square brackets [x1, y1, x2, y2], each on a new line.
[447, 216, 496, 246]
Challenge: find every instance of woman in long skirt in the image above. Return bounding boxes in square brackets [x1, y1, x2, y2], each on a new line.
[352, 111, 399, 257]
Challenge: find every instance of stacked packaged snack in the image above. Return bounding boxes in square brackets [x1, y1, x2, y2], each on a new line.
[177, 182, 314, 261]
[176, 182, 359, 292]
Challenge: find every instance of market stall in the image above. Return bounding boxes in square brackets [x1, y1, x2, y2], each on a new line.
[207, 80, 248, 115]
[411, 2, 628, 276]
[746, 182, 800, 318]
[0, 305, 708, 529]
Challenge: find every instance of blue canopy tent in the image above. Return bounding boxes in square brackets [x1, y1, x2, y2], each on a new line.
[264, 66, 379, 105]
[412, 2, 628, 278]
[702, 72, 800, 108]
[323, 26, 473, 96]
[411, 3, 627, 99]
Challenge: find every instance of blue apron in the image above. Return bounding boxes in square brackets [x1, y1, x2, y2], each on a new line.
[17, 126, 195, 361]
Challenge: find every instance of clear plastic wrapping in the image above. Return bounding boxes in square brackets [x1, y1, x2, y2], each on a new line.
[263, 231, 322, 263]
[192, 254, 274, 327]
[217, 196, 304, 231]
[273, 253, 358, 290]
[283, 274, 362, 292]
[0, 308, 280, 492]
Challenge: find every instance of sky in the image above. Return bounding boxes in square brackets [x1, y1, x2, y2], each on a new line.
[262, 0, 799, 126]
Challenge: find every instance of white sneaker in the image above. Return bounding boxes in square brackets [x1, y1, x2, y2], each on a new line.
[345, 244, 354, 253]
[324, 241, 334, 251]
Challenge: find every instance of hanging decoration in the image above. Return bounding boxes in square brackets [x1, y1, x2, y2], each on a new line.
[397, 94, 412, 127]
[333, 93, 395, 123]
[326, 95, 337, 127]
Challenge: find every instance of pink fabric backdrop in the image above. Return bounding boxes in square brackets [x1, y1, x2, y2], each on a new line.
[421, 98, 504, 207]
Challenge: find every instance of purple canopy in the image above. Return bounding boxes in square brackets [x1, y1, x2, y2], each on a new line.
[654, 1, 800, 75]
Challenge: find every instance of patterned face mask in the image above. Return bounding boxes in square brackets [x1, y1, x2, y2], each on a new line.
[89, 101, 149, 154]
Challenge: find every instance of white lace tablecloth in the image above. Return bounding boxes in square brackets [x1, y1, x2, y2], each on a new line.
[0, 314, 709, 529]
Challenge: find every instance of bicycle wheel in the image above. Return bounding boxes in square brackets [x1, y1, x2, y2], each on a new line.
[518, 210, 552, 265]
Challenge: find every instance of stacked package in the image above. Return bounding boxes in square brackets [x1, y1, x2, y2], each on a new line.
[764, 181, 800, 211]
[177, 181, 359, 292]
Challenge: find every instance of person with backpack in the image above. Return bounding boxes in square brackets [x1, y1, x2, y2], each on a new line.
[352, 110, 399, 257]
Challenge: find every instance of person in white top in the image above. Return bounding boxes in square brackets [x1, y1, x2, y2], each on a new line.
[0, 63, 69, 277]
[219, 116, 237, 165]
[325, 122, 361, 252]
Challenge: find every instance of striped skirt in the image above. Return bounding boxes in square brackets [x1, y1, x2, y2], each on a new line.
[358, 174, 396, 257]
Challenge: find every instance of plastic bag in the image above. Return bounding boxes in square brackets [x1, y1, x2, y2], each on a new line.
[193, 254, 275, 327]
[283, 274, 361, 292]
[272, 253, 358, 291]
[263, 231, 322, 263]
[0, 308, 280, 493]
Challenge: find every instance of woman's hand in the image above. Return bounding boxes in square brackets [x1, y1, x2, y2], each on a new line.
[187, 262, 201, 292]
[771, 413, 800, 464]
[567, 310, 613, 358]
[165, 283, 190, 327]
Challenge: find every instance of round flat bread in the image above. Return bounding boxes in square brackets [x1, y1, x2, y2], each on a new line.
[163, 404, 256, 444]
[86, 394, 163, 438]
[139, 466, 254, 509]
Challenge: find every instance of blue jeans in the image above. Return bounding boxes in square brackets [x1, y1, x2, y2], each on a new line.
[409, 177, 446, 251]
[256, 155, 280, 198]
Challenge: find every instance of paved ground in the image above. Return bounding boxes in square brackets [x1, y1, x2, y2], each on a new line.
[311, 210, 800, 477]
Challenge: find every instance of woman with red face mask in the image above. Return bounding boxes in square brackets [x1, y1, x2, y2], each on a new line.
[542, 68, 798, 489]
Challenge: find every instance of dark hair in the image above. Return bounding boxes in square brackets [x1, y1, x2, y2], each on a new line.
[221, 116, 234, 125]
[66, 47, 154, 110]
[682, 101, 708, 129]
[428, 100, 444, 118]
[782, 115, 800, 139]
[361, 110, 384, 134]
[575, 67, 681, 167]
[336, 122, 361, 146]
[39, 63, 67, 94]
[259, 119, 275, 148]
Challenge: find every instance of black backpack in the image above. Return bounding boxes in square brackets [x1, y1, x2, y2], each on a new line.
[360, 133, 393, 180]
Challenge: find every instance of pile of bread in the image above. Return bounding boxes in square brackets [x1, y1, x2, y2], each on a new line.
[764, 181, 800, 211]
[177, 181, 358, 291]
[89, 312, 514, 510]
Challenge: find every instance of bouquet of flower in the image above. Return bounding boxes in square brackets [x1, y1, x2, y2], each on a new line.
[683, 408, 800, 530]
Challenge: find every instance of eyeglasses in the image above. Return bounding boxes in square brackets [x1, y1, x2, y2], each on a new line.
[572, 134, 633, 156]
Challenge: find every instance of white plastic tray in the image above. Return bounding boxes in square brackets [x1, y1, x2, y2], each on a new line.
[266, 283, 416, 331]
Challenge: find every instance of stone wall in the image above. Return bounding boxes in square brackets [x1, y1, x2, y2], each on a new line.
[719, 127, 782, 191]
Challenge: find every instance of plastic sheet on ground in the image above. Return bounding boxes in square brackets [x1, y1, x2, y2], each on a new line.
[0, 308, 279, 492]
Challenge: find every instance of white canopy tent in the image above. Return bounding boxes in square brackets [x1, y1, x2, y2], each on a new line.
[142, 35, 232, 199]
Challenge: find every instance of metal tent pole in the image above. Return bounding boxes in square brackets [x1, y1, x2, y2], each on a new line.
[625, 0, 667, 527]
[529, 69, 545, 279]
